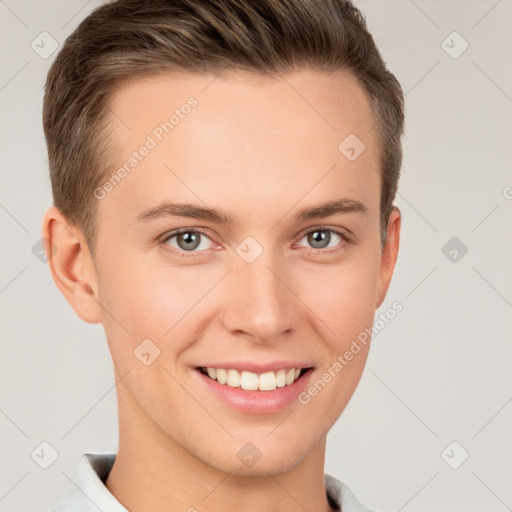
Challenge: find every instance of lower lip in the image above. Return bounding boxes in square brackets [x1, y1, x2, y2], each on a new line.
[194, 368, 314, 414]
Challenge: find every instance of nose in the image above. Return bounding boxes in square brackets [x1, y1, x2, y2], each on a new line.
[219, 251, 299, 344]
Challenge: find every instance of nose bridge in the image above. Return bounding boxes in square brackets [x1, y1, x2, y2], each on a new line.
[222, 244, 296, 341]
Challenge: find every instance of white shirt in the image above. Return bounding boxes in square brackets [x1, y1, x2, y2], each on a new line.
[49, 453, 377, 512]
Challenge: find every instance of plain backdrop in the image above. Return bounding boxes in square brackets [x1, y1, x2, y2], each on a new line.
[1, 1, 511, 511]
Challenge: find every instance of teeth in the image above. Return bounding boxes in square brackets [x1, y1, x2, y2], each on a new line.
[201, 367, 305, 391]
[227, 369, 241, 387]
[216, 368, 226, 384]
[241, 371, 260, 390]
[275, 369, 287, 388]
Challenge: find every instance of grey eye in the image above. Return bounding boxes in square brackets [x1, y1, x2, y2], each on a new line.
[307, 230, 331, 249]
[300, 229, 343, 250]
[176, 231, 201, 250]
[165, 230, 210, 252]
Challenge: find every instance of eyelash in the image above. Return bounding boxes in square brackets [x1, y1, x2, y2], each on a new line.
[158, 226, 351, 258]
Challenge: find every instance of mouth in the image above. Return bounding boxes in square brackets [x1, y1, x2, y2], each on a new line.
[194, 365, 315, 414]
[196, 366, 314, 392]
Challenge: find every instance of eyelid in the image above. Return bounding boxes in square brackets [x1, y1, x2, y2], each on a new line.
[158, 227, 219, 257]
[292, 225, 351, 254]
[158, 226, 212, 243]
[295, 224, 353, 244]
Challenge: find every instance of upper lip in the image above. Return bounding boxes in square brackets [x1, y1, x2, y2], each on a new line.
[196, 361, 314, 373]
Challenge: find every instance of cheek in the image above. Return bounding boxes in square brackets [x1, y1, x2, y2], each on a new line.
[296, 257, 378, 416]
[97, 256, 213, 356]
[298, 252, 379, 341]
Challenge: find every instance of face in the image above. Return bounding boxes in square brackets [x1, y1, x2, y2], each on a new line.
[48, 68, 400, 475]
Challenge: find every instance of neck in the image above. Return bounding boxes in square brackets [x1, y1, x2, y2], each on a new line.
[105, 383, 337, 512]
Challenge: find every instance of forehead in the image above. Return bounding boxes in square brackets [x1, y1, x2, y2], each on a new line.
[100, 69, 380, 227]
[108, 68, 375, 142]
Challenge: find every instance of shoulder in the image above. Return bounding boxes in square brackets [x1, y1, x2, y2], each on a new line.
[48, 453, 126, 512]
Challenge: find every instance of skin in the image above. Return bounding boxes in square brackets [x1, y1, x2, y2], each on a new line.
[43, 68, 400, 512]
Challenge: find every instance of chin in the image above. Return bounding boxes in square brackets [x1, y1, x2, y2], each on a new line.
[202, 440, 310, 477]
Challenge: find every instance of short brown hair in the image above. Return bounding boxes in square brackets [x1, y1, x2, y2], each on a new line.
[43, 0, 404, 255]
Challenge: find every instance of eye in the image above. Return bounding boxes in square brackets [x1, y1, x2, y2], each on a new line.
[295, 227, 349, 254]
[158, 226, 350, 259]
[159, 228, 216, 257]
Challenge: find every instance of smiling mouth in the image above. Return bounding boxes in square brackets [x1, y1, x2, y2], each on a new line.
[197, 366, 313, 392]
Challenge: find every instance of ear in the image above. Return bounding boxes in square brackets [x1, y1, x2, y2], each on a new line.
[42, 206, 102, 324]
[376, 206, 401, 308]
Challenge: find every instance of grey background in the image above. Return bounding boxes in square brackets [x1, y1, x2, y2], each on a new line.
[1, 1, 511, 511]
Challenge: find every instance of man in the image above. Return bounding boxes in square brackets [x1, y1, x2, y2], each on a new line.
[42, 1, 404, 510]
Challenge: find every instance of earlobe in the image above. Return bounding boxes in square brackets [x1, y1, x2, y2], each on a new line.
[376, 206, 401, 307]
[42, 206, 102, 324]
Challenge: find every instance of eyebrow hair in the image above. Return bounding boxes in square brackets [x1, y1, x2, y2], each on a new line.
[135, 197, 368, 225]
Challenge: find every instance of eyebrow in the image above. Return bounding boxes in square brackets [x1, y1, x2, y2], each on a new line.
[135, 197, 369, 225]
